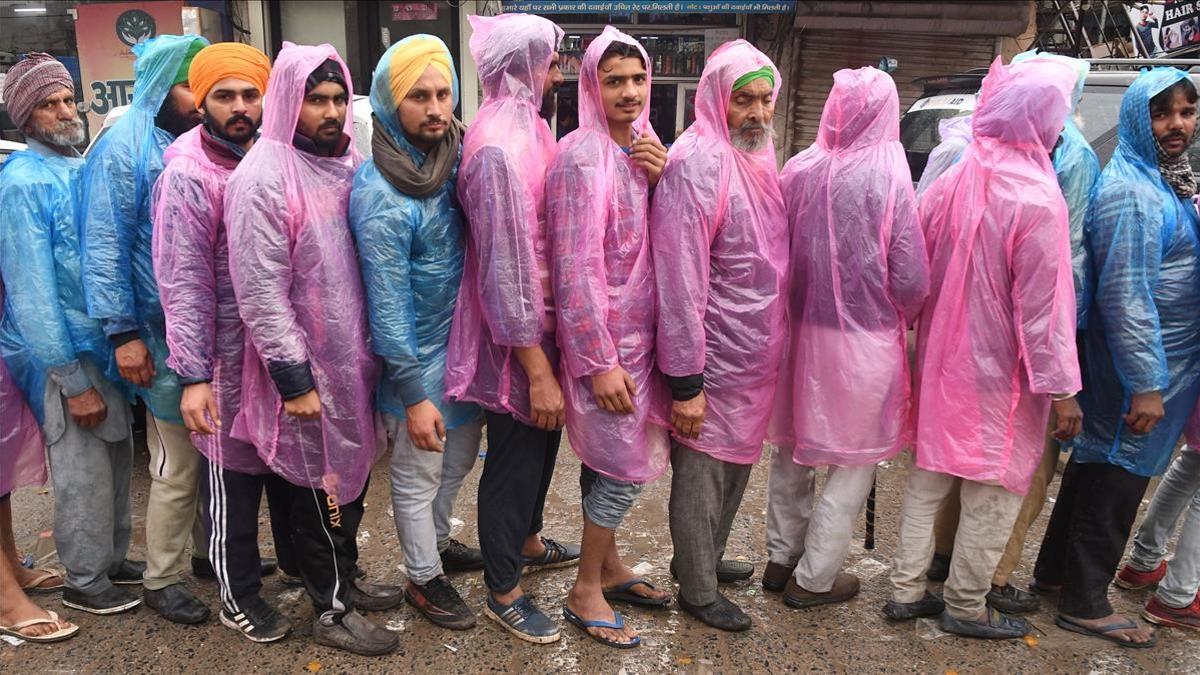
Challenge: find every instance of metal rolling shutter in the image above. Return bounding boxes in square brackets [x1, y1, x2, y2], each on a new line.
[787, 31, 997, 155]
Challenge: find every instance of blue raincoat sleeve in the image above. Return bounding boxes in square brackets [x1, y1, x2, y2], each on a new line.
[153, 169, 217, 384]
[461, 147, 545, 347]
[0, 176, 85, 391]
[1053, 120, 1101, 328]
[349, 166, 426, 407]
[1088, 184, 1169, 394]
[81, 134, 141, 331]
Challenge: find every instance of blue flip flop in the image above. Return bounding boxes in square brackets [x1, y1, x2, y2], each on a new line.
[602, 578, 672, 608]
[1055, 614, 1157, 648]
[562, 606, 641, 649]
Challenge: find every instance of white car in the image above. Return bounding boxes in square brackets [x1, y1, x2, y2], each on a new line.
[85, 94, 373, 156]
[0, 138, 26, 166]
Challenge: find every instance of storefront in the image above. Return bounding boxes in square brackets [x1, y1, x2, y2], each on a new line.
[503, 1, 795, 143]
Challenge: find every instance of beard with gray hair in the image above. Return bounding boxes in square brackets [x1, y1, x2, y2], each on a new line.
[730, 119, 775, 153]
[30, 116, 86, 149]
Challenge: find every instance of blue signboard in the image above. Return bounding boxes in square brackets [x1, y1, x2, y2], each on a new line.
[503, 1, 795, 13]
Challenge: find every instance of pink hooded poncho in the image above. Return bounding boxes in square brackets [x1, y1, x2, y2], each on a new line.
[224, 43, 380, 504]
[650, 40, 788, 464]
[914, 57, 1081, 494]
[153, 126, 268, 474]
[769, 67, 930, 467]
[445, 14, 564, 424]
[0, 284, 45, 496]
[545, 26, 670, 483]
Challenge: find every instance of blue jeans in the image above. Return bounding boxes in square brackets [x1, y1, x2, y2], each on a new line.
[1129, 450, 1200, 608]
[579, 465, 644, 529]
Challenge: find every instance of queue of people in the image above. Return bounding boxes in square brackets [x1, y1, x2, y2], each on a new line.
[1, 11, 1199, 657]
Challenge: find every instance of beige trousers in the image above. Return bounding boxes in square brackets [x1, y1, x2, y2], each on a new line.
[143, 414, 206, 590]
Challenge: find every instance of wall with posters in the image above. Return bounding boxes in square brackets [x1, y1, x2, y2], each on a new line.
[1124, 1, 1200, 57]
[75, 0, 183, 134]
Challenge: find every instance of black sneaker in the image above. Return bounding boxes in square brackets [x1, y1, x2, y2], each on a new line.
[405, 576, 475, 630]
[440, 539, 485, 572]
[521, 537, 580, 572]
[193, 556, 278, 581]
[109, 559, 147, 585]
[220, 596, 291, 643]
[63, 586, 141, 615]
[144, 584, 210, 624]
[986, 583, 1040, 614]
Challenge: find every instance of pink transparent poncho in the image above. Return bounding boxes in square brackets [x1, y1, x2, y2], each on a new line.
[153, 126, 269, 474]
[913, 58, 1081, 494]
[650, 40, 788, 464]
[545, 26, 670, 483]
[225, 43, 381, 503]
[0, 284, 45, 496]
[769, 67, 930, 467]
[445, 14, 564, 425]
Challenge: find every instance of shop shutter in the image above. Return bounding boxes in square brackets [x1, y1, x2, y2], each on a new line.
[786, 31, 997, 155]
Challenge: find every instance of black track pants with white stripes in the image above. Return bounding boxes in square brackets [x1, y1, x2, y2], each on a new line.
[201, 459, 297, 614]
[286, 478, 366, 619]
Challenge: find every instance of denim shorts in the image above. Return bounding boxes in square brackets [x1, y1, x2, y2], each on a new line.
[580, 465, 644, 529]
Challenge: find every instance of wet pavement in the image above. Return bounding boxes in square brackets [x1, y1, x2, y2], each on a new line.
[3, 437, 1198, 673]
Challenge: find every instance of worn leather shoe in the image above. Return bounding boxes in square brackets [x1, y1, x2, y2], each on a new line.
[986, 583, 1040, 614]
[144, 584, 211, 624]
[783, 572, 860, 609]
[678, 592, 752, 632]
[762, 561, 796, 593]
[312, 610, 398, 656]
[882, 592, 945, 621]
[351, 578, 404, 612]
[439, 539, 485, 573]
[939, 607, 1031, 639]
[671, 558, 755, 584]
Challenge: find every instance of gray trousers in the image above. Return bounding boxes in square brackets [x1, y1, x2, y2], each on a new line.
[386, 413, 483, 584]
[1129, 449, 1200, 608]
[44, 361, 134, 596]
[669, 442, 753, 606]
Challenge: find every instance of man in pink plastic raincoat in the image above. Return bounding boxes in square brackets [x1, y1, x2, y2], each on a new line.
[885, 58, 1083, 641]
[650, 40, 788, 632]
[152, 42, 295, 643]
[546, 26, 671, 649]
[764, 67, 929, 609]
[224, 43, 397, 656]
[444, 14, 579, 644]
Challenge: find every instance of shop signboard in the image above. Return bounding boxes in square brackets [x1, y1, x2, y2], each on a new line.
[74, 1, 184, 133]
[1125, 1, 1200, 57]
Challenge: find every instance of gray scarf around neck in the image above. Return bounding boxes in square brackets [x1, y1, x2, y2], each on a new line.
[1155, 135, 1197, 200]
[371, 113, 463, 198]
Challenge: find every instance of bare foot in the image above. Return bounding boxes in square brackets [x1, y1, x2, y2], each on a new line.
[1064, 613, 1155, 645]
[0, 602, 74, 639]
[601, 562, 670, 602]
[566, 586, 638, 645]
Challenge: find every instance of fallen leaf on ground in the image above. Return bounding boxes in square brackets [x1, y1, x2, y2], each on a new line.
[306, 660, 321, 672]
[1023, 635, 1039, 648]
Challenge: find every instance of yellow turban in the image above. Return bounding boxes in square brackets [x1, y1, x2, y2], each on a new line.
[188, 42, 271, 108]
[386, 35, 454, 104]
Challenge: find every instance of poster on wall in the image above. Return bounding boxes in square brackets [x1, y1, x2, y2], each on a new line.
[75, 1, 184, 134]
[1126, 1, 1200, 57]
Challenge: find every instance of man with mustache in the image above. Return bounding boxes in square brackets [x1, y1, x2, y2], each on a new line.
[444, 13, 580, 644]
[225, 43, 397, 656]
[80, 34, 226, 625]
[0, 53, 138, 618]
[350, 34, 483, 632]
[151, 42, 295, 643]
[1032, 69, 1200, 648]
[650, 41, 788, 632]
[546, 27, 670, 649]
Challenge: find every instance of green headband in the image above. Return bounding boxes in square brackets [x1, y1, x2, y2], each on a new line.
[732, 66, 774, 92]
[172, 39, 206, 86]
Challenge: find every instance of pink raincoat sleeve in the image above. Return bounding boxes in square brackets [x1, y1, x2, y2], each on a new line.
[153, 167, 218, 383]
[650, 156, 725, 378]
[1011, 197, 1080, 395]
[548, 135, 617, 378]
[226, 174, 309, 373]
[888, 183, 929, 325]
[459, 150, 545, 348]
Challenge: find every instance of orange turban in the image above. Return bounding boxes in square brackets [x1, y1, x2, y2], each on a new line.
[188, 42, 271, 108]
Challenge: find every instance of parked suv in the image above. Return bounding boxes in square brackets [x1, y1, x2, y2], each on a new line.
[900, 59, 1200, 182]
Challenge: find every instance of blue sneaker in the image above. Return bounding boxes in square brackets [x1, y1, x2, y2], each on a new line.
[484, 594, 560, 644]
[521, 537, 581, 572]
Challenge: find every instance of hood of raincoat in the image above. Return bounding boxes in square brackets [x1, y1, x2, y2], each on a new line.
[971, 56, 1072, 153]
[816, 66, 898, 152]
[576, 26, 658, 142]
[132, 34, 209, 116]
[1011, 49, 1088, 113]
[369, 33, 460, 151]
[261, 42, 356, 147]
[469, 13, 561, 107]
[1113, 67, 1193, 183]
[688, 39, 781, 166]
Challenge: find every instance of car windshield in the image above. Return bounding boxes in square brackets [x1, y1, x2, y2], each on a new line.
[901, 108, 971, 182]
